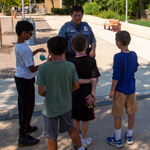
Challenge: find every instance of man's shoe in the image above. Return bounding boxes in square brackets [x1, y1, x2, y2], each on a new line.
[125, 132, 133, 145]
[106, 136, 123, 148]
[28, 126, 38, 133]
[18, 134, 40, 147]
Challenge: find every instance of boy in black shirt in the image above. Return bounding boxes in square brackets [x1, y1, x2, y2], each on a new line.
[70, 34, 100, 148]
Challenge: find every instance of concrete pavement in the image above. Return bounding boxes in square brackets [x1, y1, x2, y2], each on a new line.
[1, 98, 150, 150]
[0, 14, 150, 150]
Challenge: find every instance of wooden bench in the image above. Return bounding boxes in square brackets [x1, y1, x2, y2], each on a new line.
[103, 19, 120, 32]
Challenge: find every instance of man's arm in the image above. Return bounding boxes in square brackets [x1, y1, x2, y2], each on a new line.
[109, 80, 118, 99]
[90, 42, 96, 58]
[38, 85, 45, 97]
[33, 48, 46, 56]
[72, 81, 80, 92]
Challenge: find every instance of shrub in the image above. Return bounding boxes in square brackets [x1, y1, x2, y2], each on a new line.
[51, 8, 70, 15]
[98, 10, 129, 21]
[83, 2, 99, 15]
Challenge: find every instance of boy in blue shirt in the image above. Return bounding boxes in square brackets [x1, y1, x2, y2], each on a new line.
[36, 36, 85, 150]
[107, 31, 139, 148]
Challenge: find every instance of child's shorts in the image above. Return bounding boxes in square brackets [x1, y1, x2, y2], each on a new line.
[72, 107, 95, 121]
[42, 110, 73, 141]
[111, 91, 138, 117]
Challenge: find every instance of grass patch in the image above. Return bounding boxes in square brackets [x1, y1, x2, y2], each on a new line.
[129, 20, 150, 27]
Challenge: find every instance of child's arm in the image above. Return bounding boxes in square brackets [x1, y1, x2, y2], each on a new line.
[38, 85, 45, 96]
[33, 48, 46, 56]
[79, 78, 92, 84]
[29, 65, 39, 73]
[72, 81, 80, 92]
[85, 78, 98, 105]
[109, 79, 118, 99]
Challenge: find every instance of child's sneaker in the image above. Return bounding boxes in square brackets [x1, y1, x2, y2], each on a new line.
[125, 132, 133, 145]
[82, 137, 92, 148]
[106, 135, 123, 148]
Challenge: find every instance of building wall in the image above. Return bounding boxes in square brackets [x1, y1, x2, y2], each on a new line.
[45, 0, 62, 13]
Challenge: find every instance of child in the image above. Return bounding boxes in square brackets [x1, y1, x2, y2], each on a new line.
[15, 21, 46, 146]
[36, 36, 85, 150]
[106, 31, 139, 148]
[70, 34, 100, 148]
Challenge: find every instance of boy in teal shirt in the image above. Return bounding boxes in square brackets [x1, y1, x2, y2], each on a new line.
[36, 36, 85, 150]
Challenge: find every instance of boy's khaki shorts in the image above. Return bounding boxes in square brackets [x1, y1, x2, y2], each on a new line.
[111, 91, 138, 117]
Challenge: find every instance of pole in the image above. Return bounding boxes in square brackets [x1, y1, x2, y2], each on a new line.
[0, 17, 2, 47]
[125, 0, 128, 23]
[29, 0, 31, 18]
[90, 0, 92, 2]
[74, 0, 76, 6]
[22, 0, 25, 19]
[11, 10, 13, 33]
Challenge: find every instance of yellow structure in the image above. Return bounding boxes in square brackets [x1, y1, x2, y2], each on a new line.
[44, 0, 63, 13]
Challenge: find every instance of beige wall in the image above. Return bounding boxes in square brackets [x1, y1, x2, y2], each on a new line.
[36, 3, 45, 9]
[83, 15, 150, 40]
[45, 0, 62, 13]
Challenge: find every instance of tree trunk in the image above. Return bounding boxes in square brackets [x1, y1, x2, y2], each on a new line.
[51, 0, 55, 15]
[139, 0, 146, 18]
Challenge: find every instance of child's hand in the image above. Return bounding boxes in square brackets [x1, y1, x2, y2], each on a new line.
[109, 90, 115, 99]
[46, 55, 52, 62]
[37, 48, 46, 53]
[85, 94, 95, 105]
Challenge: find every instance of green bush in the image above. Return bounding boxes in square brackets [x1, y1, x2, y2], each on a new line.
[83, 2, 99, 15]
[51, 8, 70, 15]
[98, 10, 129, 21]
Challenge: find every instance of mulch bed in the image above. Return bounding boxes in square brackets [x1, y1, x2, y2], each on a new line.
[2, 32, 17, 36]
[0, 45, 15, 54]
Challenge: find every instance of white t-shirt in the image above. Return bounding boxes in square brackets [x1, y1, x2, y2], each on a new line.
[15, 42, 35, 79]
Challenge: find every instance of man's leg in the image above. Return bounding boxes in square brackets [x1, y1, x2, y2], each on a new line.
[68, 127, 82, 148]
[48, 139, 57, 150]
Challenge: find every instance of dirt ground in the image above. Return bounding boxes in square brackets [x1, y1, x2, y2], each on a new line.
[0, 45, 14, 54]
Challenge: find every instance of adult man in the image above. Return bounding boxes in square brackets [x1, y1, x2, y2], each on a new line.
[58, 5, 96, 60]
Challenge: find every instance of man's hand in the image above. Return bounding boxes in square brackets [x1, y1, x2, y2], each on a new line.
[85, 94, 95, 105]
[109, 90, 115, 99]
[89, 50, 96, 58]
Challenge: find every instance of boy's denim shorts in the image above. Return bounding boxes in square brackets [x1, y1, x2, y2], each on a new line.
[111, 91, 138, 117]
[42, 110, 73, 141]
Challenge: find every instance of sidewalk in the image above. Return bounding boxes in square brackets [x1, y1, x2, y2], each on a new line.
[0, 14, 150, 150]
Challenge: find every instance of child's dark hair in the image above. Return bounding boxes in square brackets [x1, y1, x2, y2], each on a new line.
[71, 5, 84, 15]
[71, 34, 87, 52]
[116, 31, 131, 46]
[16, 21, 34, 36]
[47, 36, 68, 55]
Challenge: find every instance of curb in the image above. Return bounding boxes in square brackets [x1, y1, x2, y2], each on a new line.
[0, 90, 150, 121]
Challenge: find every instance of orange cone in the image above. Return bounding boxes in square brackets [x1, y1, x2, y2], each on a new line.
[14, 13, 16, 18]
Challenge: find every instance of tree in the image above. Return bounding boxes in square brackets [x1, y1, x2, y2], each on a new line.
[139, 0, 146, 18]
[93, 0, 150, 18]
[62, 0, 86, 8]
[50, 0, 55, 14]
[1, 0, 29, 8]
